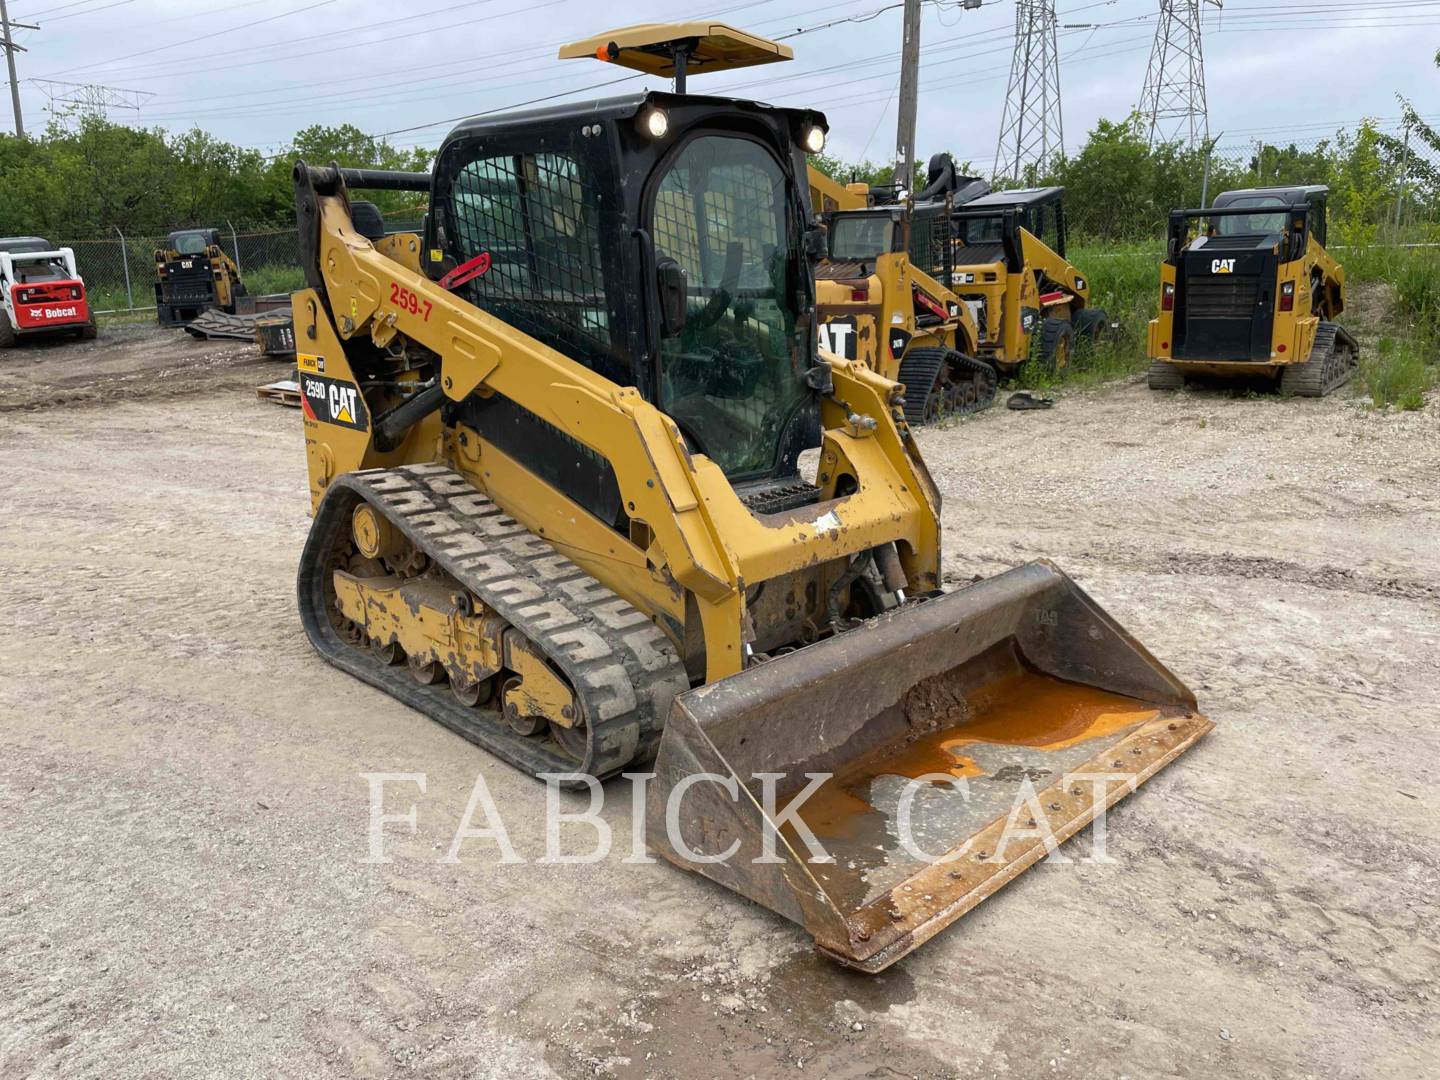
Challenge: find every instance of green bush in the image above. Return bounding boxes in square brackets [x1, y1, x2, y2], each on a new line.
[1391, 254, 1440, 325]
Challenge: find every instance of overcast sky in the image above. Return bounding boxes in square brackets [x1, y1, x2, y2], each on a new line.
[4, 0, 1438, 168]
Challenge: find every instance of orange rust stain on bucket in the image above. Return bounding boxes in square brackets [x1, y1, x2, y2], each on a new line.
[953, 671, 1159, 752]
[780, 670, 1160, 841]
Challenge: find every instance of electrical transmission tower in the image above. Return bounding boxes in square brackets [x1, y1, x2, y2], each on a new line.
[33, 79, 154, 122]
[1138, 0, 1222, 148]
[994, 1, 1063, 183]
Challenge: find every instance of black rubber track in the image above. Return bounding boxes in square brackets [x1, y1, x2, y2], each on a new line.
[1147, 361, 1184, 390]
[1280, 322, 1358, 398]
[298, 464, 690, 783]
[897, 347, 998, 425]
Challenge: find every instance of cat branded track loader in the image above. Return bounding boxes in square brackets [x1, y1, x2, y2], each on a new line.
[814, 193, 997, 423]
[0, 237, 96, 346]
[946, 187, 1107, 376]
[292, 23, 1212, 973]
[154, 228, 246, 326]
[1147, 186, 1357, 395]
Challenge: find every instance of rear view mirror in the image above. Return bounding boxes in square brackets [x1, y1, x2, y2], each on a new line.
[657, 256, 688, 338]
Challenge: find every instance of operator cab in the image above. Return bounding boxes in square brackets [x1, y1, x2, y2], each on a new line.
[167, 229, 222, 257]
[424, 25, 827, 486]
[1201, 185, 1328, 250]
[949, 187, 1067, 269]
[0, 236, 69, 283]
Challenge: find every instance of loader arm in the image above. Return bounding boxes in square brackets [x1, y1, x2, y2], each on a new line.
[297, 168, 941, 682]
[1016, 226, 1090, 308]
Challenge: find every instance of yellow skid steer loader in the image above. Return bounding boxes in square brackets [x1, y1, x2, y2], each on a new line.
[292, 23, 1212, 972]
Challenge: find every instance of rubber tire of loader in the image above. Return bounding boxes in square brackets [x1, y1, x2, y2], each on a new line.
[81, 310, 98, 340]
[1074, 307, 1108, 344]
[0, 311, 16, 349]
[1034, 317, 1075, 376]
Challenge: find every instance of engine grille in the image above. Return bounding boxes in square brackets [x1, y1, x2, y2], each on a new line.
[1184, 274, 1260, 319]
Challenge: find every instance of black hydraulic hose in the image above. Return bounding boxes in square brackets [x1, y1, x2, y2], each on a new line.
[372, 383, 447, 452]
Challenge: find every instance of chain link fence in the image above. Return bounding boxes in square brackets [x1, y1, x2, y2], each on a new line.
[62, 211, 425, 314]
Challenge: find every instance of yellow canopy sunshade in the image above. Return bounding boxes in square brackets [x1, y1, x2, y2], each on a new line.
[560, 22, 793, 90]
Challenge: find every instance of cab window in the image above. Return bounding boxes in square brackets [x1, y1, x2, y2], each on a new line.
[447, 151, 612, 371]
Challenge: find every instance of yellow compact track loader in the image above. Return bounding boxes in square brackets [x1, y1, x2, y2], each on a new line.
[814, 193, 997, 423]
[292, 23, 1212, 973]
[946, 186, 1106, 376]
[1147, 185, 1357, 395]
[154, 228, 245, 326]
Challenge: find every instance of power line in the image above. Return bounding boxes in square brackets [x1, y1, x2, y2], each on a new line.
[33, 0, 342, 79]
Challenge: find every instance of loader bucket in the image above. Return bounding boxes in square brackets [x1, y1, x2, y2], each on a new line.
[646, 560, 1212, 972]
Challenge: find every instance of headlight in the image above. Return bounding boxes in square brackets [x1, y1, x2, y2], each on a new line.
[640, 108, 669, 140]
[1074, 276, 1086, 291]
[803, 125, 826, 153]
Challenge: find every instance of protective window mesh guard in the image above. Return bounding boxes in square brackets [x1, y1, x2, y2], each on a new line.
[448, 152, 611, 365]
[908, 210, 951, 281]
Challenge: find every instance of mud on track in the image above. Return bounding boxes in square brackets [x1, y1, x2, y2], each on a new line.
[2, 329, 1437, 1078]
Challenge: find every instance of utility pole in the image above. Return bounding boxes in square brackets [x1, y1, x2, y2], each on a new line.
[894, 0, 922, 195]
[0, 0, 36, 137]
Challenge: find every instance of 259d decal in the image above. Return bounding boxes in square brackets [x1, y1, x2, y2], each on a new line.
[300, 371, 369, 431]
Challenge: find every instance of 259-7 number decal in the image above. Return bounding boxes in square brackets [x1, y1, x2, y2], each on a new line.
[389, 282, 433, 320]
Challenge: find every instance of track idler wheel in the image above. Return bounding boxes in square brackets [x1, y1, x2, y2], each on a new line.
[549, 720, 589, 765]
[451, 675, 495, 708]
[408, 652, 447, 685]
[501, 677, 547, 736]
[370, 636, 404, 665]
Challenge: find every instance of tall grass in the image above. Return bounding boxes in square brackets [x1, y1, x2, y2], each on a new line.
[1362, 333, 1435, 410]
[1014, 245, 1160, 390]
[242, 264, 305, 296]
[1345, 246, 1439, 410]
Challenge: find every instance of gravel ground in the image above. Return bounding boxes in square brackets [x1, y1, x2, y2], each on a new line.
[1, 325, 1437, 1079]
